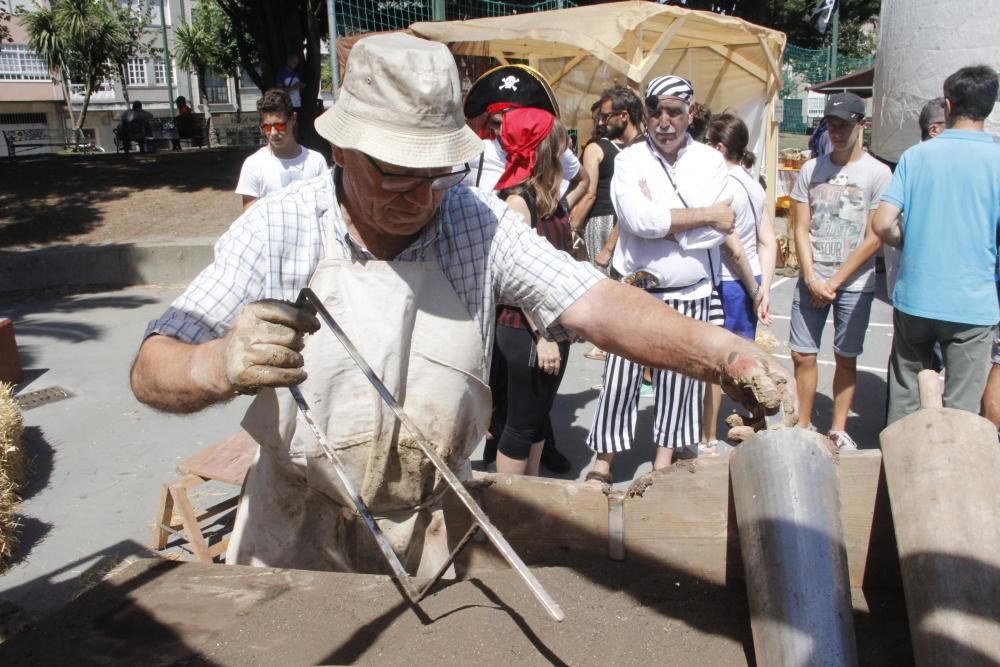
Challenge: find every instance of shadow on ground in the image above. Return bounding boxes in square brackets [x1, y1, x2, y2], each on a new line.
[0, 149, 250, 247]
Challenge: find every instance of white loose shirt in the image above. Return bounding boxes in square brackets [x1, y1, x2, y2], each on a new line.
[463, 138, 581, 193]
[719, 164, 764, 282]
[610, 136, 730, 299]
[235, 145, 329, 200]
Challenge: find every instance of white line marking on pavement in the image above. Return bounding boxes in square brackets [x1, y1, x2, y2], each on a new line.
[771, 276, 790, 289]
[769, 314, 894, 328]
[772, 353, 888, 375]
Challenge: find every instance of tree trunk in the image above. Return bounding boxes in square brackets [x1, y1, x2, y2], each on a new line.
[300, 0, 324, 155]
[77, 79, 94, 138]
[119, 62, 131, 105]
[197, 67, 215, 148]
[233, 65, 242, 127]
[59, 67, 78, 138]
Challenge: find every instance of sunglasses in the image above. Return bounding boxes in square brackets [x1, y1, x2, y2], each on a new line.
[597, 110, 623, 123]
[363, 153, 470, 192]
[260, 121, 288, 133]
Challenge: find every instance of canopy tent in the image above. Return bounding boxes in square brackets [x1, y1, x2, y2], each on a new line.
[409, 1, 786, 204]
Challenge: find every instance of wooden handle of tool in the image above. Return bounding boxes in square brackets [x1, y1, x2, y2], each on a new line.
[918, 369, 943, 409]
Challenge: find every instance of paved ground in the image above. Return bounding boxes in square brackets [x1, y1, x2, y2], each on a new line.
[0, 274, 894, 617]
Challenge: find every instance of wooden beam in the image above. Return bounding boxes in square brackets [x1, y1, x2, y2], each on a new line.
[706, 44, 767, 83]
[548, 54, 586, 88]
[455, 452, 896, 591]
[756, 34, 784, 93]
[632, 15, 687, 82]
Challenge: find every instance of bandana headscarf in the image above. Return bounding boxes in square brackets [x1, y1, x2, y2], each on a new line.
[494, 107, 556, 192]
[478, 102, 523, 139]
[645, 75, 694, 104]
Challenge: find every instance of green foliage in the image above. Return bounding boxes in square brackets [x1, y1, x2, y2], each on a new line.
[110, 2, 158, 102]
[659, 0, 879, 60]
[177, 0, 243, 77]
[19, 0, 150, 130]
[0, 10, 12, 45]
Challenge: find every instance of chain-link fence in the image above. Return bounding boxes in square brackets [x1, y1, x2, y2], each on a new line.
[780, 44, 874, 135]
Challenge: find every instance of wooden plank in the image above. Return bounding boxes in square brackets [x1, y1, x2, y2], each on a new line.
[176, 430, 257, 486]
[623, 458, 735, 584]
[837, 450, 900, 589]
[449, 473, 610, 571]
[632, 15, 687, 82]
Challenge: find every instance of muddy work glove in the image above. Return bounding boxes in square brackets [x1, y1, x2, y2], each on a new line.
[223, 299, 320, 395]
[720, 348, 798, 441]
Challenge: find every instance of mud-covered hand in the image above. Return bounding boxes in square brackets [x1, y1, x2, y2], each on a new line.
[719, 347, 798, 431]
[223, 299, 320, 394]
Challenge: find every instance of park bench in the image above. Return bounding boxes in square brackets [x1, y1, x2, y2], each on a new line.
[114, 118, 206, 153]
[3, 128, 103, 158]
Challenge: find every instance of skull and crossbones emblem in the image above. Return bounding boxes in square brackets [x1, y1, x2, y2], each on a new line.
[498, 75, 519, 92]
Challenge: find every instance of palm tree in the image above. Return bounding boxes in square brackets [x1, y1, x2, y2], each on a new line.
[173, 19, 216, 147]
[20, 5, 78, 133]
[22, 0, 140, 138]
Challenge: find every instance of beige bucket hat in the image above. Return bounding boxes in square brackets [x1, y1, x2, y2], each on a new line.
[315, 33, 483, 169]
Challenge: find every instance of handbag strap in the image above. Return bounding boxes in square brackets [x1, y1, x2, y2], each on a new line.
[646, 137, 716, 283]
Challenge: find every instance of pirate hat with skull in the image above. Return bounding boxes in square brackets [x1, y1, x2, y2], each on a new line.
[463, 64, 560, 120]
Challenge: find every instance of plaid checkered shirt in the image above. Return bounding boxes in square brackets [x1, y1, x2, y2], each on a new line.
[146, 169, 603, 364]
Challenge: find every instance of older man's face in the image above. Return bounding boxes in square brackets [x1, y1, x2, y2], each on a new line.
[646, 96, 691, 157]
[337, 148, 453, 237]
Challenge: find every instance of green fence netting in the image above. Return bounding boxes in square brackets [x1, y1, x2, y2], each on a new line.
[333, 0, 577, 38]
[784, 43, 874, 85]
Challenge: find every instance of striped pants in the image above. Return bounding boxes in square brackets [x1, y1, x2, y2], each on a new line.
[586, 292, 724, 454]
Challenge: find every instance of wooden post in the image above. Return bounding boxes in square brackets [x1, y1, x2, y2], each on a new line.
[880, 370, 1000, 665]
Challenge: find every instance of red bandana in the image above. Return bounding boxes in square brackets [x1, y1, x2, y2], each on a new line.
[494, 107, 555, 191]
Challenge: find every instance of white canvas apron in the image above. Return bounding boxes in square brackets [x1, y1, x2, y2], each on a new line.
[227, 226, 491, 578]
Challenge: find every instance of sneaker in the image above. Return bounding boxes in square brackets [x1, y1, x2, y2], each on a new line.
[639, 382, 654, 399]
[828, 430, 858, 451]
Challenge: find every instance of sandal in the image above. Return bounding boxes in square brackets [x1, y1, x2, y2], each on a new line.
[584, 470, 612, 485]
[584, 348, 607, 361]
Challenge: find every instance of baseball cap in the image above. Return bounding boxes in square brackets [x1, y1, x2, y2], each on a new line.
[823, 92, 866, 122]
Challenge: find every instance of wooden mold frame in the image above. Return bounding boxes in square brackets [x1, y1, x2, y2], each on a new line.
[450, 450, 900, 591]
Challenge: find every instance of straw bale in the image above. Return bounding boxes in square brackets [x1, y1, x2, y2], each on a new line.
[0, 382, 27, 569]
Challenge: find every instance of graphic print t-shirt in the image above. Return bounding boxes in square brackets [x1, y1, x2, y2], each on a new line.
[791, 152, 891, 292]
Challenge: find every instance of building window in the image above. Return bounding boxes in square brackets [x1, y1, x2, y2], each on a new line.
[204, 71, 229, 104]
[240, 67, 259, 89]
[127, 57, 147, 86]
[0, 45, 51, 82]
[153, 59, 168, 86]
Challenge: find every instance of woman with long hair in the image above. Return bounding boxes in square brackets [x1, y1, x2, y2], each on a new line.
[701, 113, 778, 452]
[492, 108, 579, 475]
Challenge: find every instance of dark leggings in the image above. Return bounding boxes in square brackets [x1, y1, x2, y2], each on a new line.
[495, 324, 570, 460]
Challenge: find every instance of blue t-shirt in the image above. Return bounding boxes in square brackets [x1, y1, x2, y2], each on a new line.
[882, 129, 1000, 325]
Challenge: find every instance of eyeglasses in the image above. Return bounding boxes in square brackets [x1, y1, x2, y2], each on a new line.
[597, 110, 623, 123]
[260, 121, 288, 133]
[363, 153, 470, 192]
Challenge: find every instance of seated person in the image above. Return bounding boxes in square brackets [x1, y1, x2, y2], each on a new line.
[118, 101, 153, 153]
[173, 96, 203, 148]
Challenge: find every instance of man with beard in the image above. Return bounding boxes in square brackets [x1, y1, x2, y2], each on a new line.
[584, 76, 738, 484]
[572, 86, 645, 276]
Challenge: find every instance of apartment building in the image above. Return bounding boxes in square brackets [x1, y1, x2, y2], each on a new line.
[0, 0, 263, 153]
